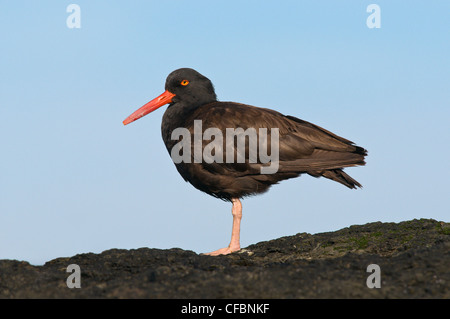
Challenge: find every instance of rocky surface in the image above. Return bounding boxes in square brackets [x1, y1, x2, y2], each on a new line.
[0, 219, 448, 298]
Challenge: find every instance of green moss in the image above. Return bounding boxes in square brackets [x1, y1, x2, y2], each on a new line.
[372, 232, 383, 237]
[436, 223, 450, 235]
[321, 241, 333, 248]
[400, 234, 414, 244]
[349, 236, 369, 249]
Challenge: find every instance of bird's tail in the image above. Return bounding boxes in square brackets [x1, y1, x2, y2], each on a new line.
[320, 169, 362, 189]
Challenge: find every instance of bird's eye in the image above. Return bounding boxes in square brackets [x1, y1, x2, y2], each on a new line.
[181, 80, 189, 86]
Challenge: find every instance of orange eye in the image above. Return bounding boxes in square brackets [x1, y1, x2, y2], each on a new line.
[181, 80, 189, 86]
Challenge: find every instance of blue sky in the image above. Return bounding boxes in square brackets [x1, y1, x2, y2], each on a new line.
[1, 1, 449, 265]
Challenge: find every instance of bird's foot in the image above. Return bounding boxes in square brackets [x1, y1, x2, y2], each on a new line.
[202, 245, 240, 256]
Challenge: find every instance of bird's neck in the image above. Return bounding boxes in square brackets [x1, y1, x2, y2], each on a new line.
[161, 101, 200, 141]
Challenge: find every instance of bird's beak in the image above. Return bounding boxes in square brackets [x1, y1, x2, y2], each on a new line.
[123, 90, 176, 125]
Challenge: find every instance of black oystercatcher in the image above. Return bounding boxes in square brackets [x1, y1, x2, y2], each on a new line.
[123, 68, 367, 256]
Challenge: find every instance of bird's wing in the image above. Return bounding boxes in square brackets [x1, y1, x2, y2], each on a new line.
[181, 101, 366, 177]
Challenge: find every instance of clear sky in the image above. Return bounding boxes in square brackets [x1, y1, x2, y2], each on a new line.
[1, 1, 449, 265]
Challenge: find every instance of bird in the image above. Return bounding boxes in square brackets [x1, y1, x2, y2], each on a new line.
[123, 68, 367, 256]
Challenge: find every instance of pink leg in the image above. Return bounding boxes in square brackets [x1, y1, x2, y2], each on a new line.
[203, 198, 242, 256]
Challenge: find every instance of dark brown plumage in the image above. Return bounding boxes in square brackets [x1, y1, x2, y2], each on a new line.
[123, 68, 367, 255]
[162, 101, 367, 200]
[160, 70, 367, 199]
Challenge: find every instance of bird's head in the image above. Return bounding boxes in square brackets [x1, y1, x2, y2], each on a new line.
[123, 68, 217, 125]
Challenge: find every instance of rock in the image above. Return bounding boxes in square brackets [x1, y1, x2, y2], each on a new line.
[0, 218, 448, 298]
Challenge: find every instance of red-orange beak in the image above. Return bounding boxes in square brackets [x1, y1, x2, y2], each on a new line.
[123, 90, 176, 125]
